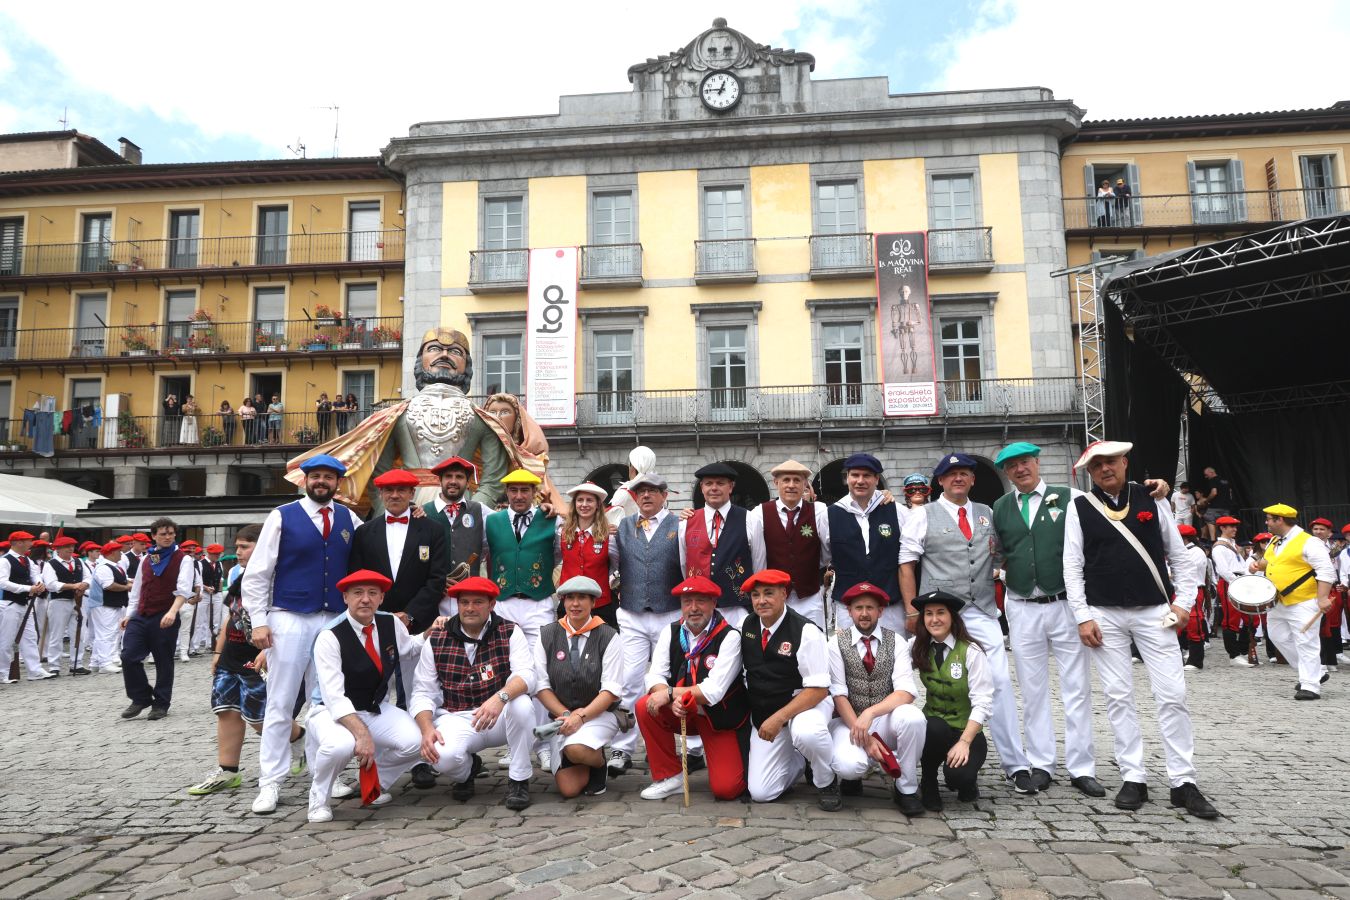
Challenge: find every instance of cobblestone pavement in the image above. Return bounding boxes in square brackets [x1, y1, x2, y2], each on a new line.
[0, 652, 1347, 899]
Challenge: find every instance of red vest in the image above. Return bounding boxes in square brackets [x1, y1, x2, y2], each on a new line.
[759, 501, 822, 597]
[559, 530, 612, 607]
[139, 549, 187, 617]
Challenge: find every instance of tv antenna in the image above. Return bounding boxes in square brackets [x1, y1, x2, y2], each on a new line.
[58, 107, 69, 129]
[318, 105, 340, 157]
[287, 138, 307, 159]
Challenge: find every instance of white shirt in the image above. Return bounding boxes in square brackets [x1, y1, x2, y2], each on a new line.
[999, 482, 1081, 602]
[313, 613, 419, 721]
[42, 557, 85, 594]
[409, 619, 537, 717]
[745, 499, 831, 587]
[645, 616, 743, 707]
[1063, 489, 1198, 624]
[1210, 539, 1246, 585]
[1268, 526, 1336, 584]
[1169, 544, 1209, 595]
[1338, 547, 1350, 587]
[899, 495, 987, 565]
[354, 512, 410, 582]
[754, 607, 830, 691]
[915, 634, 993, 725]
[242, 496, 344, 629]
[1172, 492, 1195, 519]
[126, 549, 197, 618]
[0, 553, 38, 596]
[94, 559, 126, 590]
[533, 623, 624, 700]
[827, 624, 917, 702]
[832, 491, 894, 554]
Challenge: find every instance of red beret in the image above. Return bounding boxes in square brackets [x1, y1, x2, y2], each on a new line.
[115, 535, 133, 544]
[431, 456, 477, 479]
[32, 540, 49, 548]
[1253, 532, 1272, 542]
[1214, 516, 1240, 526]
[1311, 517, 1333, 528]
[101, 542, 123, 555]
[78, 541, 99, 552]
[1342, 524, 1350, 535]
[1177, 524, 1197, 538]
[0, 542, 8, 550]
[181, 541, 200, 550]
[740, 569, 792, 593]
[206, 544, 225, 554]
[8, 531, 34, 541]
[840, 581, 892, 606]
[132, 533, 151, 542]
[373, 468, 421, 489]
[671, 575, 721, 598]
[445, 575, 500, 599]
[336, 569, 393, 593]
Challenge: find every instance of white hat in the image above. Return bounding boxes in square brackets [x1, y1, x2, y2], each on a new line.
[629, 446, 655, 474]
[566, 481, 608, 500]
[1073, 440, 1134, 472]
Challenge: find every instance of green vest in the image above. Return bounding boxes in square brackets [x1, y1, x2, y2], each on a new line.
[485, 510, 556, 600]
[919, 640, 972, 729]
[992, 485, 1069, 597]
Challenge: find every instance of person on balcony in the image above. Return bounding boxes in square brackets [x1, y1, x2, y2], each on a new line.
[1114, 177, 1133, 226]
[179, 394, 199, 445]
[331, 392, 349, 434]
[316, 392, 333, 442]
[239, 397, 256, 445]
[1095, 179, 1115, 227]
[344, 393, 360, 429]
[161, 393, 179, 447]
[219, 400, 236, 445]
[266, 395, 283, 445]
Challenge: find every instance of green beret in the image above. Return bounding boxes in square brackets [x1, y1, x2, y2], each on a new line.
[995, 442, 1041, 467]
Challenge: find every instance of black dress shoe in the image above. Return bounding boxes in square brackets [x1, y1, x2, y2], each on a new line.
[147, 707, 168, 721]
[120, 703, 147, 719]
[69, 667, 91, 676]
[503, 778, 531, 811]
[452, 754, 483, 801]
[1114, 781, 1148, 810]
[840, 778, 863, 796]
[920, 778, 943, 812]
[1030, 768, 1052, 792]
[1320, 672, 1330, 684]
[686, 753, 706, 774]
[818, 776, 843, 812]
[893, 785, 925, 817]
[1169, 782, 1218, 819]
[411, 762, 437, 789]
[956, 783, 980, 802]
[1009, 770, 1037, 794]
[1294, 689, 1320, 700]
[1070, 775, 1106, 797]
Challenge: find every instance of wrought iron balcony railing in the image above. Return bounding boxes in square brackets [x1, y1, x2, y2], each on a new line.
[809, 233, 874, 275]
[695, 238, 757, 280]
[0, 229, 404, 279]
[580, 243, 643, 283]
[928, 227, 994, 268]
[468, 248, 529, 287]
[1063, 186, 1348, 231]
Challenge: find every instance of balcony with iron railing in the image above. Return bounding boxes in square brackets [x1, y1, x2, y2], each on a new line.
[580, 243, 643, 287]
[809, 233, 875, 278]
[0, 315, 404, 366]
[694, 238, 757, 283]
[468, 248, 529, 292]
[0, 229, 404, 282]
[928, 227, 995, 272]
[1063, 186, 1348, 232]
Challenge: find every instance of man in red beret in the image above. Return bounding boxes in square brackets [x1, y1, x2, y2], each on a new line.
[349, 468, 448, 636]
[410, 576, 537, 810]
[1211, 516, 1256, 667]
[1308, 519, 1344, 671]
[0, 531, 51, 682]
[739, 569, 839, 810]
[1172, 525, 1210, 671]
[423, 456, 490, 605]
[41, 536, 90, 675]
[306, 569, 423, 824]
[89, 542, 130, 674]
[193, 544, 228, 659]
[636, 575, 750, 802]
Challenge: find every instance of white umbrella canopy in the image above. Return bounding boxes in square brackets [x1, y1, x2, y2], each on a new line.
[0, 474, 106, 529]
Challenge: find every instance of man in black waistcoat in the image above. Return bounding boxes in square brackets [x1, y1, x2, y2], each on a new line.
[348, 468, 448, 635]
[740, 569, 839, 810]
[828, 453, 908, 633]
[306, 569, 422, 824]
[679, 462, 763, 629]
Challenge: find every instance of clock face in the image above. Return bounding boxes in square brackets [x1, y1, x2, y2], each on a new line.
[700, 71, 742, 112]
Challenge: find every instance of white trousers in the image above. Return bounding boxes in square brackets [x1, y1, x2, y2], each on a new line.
[258, 609, 327, 787]
[1006, 597, 1096, 778]
[89, 606, 123, 670]
[1266, 598, 1325, 694]
[788, 590, 825, 632]
[44, 598, 76, 663]
[828, 704, 926, 793]
[495, 596, 556, 747]
[959, 606, 1030, 774]
[0, 599, 43, 678]
[33, 597, 48, 657]
[748, 697, 833, 801]
[613, 607, 681, 754]
[427, 697, 535, 782]
[1091, 604, 1197, 787]
[306, 703, 422, 813]
[191, 592, 223, 650]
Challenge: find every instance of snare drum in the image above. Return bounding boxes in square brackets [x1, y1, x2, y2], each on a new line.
[1226, 574, 1277, 615]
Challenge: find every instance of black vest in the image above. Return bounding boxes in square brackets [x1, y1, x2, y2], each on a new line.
[200, 559, 223, 591]
[828, 501, 902, 605]
[424, 499, 485, 576]
[741, 608, 810, 728]
[330, 614, 404, 714]
[47, 557, 80, 600]
[664, 617, 750, 731]
[540, 622, 619, 713]
[125, 552, 142, 580]
[100, 561, 129, 608]
[3, 552, 31, 604]
[1074, 482, 1174, 608]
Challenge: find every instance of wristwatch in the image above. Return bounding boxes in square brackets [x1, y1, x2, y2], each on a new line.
[497, 690, 510, 704]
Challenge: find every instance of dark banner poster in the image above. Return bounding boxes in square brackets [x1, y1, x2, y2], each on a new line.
[874, 232, 937, 416]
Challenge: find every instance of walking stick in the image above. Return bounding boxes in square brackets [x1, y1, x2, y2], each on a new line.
[822, 569, 836, 639]
[70, 592, 84, 674]
[679, 707, 690, 808]
[187, 593, 200, 653]
[9, 600, 36, 681]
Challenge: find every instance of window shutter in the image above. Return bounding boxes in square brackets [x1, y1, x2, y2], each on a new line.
[1228, 160, 1247, 222]
[1187, 161, 1202, 224]
[1083, 164, 1097, 227]
[1125, 163, 1143, 225]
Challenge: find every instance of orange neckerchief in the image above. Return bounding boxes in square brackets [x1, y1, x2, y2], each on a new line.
[560, 615, 606, 637]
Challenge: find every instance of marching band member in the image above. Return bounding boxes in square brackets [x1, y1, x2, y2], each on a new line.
[1173, 525, 1210, 671]
[1250, 504, 1335, 700]
[0, 531, 50, 683]
[1308, 519, 1343, 671]
[1211, 516, 1255, 667]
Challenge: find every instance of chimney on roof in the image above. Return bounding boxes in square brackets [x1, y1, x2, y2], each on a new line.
[118, 137, 142, 165]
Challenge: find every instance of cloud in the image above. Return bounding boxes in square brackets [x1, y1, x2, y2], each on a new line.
[934, 0, 1350, 118]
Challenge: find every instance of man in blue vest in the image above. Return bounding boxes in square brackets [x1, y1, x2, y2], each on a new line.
[828, 453, 907, 633]
[243, 454, 357, 815]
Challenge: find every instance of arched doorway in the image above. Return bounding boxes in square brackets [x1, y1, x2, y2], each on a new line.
[931, 455, 1005, 507]
[813, 458, 888, 506]
[690, 460, 771, 509]
[583, 463, 629, 505]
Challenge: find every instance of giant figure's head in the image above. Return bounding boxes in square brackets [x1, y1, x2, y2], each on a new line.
[414, 328, 474, 392]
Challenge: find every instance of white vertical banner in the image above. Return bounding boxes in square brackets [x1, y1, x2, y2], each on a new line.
[525, 247, 579, 426]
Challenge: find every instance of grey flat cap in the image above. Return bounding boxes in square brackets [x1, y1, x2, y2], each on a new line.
[556, 575, 602, 597]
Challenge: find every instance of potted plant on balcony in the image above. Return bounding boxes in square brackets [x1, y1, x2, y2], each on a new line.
[200, 425, 225, 447]
[164, 338, 186, 356]
[312, 304, 338, 327]
[124, 327, 153, 357]
[189, 309, 213, 330]
[292, 424, 319, 444]
[255, 329, 289, 353]
[117, 411, 147, 449]
[371, 326, 401, 350]
[305, 331, 333, 352]
[337, 324, 363, 350]
[188, 329, 227, 354]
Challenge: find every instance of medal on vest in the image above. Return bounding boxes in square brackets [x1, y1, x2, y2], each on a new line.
[419, 545, 430, 561]
[481, 663, 494, 680]
[555, 650, 566, 660]
[777, 641, 792, 656]
[148, 553, 160, 565]
[800, 524, 814, 537]
[878, 524, 892, 538]
[704, 654, 717, 670]
[977, 515, 990, 528]
[949, 661, 963, 679]
[461, 513, 474, 528]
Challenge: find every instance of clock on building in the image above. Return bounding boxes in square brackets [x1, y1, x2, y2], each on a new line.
[699, 70, 742, 112]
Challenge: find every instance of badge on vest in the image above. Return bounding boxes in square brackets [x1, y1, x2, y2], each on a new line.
[778, 641, 792, 656]
[977, 515, 990, 528]
[705, 654, 717, 670]
[341, 529, 351, 544]
[418, 545, 430, 562]
[148, 553, 161, 565]
[949, 661, 963, 679]
[481, 663, 495, 680]
[461, 513, 474, 528]
[878, 524, 893, 538]
[800, 524, 814, 538]
[555, 650, 566, 661]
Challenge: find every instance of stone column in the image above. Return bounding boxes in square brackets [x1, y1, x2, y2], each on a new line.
[113, 466, 149, 499]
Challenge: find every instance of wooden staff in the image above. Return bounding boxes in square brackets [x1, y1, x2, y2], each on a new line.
[679, 707, 690, 808]
[70, 591, 85, 673]
[8, 600, 35, 682]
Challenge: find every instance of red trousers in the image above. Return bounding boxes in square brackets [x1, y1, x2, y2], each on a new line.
[1179, 588, 1206, 641]
[635, 701, 747, 801]
[1218, 580, 1258, 632]
[1322, 588, 1344, 639]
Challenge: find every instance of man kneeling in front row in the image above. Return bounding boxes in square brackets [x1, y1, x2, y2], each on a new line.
[307, 570, 423, 824]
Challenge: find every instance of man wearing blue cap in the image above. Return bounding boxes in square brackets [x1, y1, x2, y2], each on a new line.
[990, 442, 1102, 797]
[242, 454, 359, 815]
[900, 451, 1037, 795]
[828, 453, 908, 633]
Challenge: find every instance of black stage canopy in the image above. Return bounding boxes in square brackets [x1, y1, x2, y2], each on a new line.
[1101, 213, 1350, 522]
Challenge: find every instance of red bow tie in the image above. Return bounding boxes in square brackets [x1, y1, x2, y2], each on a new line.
[386, 515, 409, 525]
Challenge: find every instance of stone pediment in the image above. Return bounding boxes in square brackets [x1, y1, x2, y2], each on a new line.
[627, 17, 815, 81]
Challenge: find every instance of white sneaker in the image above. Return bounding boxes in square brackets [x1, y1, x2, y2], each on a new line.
[640, 775, 684, 800]
[1183, 664, 1199, 671]
[1229, 656, 1253, 668]
[30, 671, 57, 681]
[537, 748, 553, 771]
[105, 664, 122, 674]
[329, 780, 355, 800]
[1336, 653, 1350, 665]
[179, 651, 190, 663]
[0, 677, 17, 685]
[307, 805, 333, 824]
[368, 791, 392, 807]
[251, 783, 280, 814]
[498, 753, 511, 768]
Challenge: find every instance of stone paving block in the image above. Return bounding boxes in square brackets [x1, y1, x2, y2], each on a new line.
[1068, 852, 1136, 881]
[863, 873, 932, 899]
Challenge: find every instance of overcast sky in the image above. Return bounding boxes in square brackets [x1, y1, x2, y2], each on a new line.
[2, 1, 1347, 164]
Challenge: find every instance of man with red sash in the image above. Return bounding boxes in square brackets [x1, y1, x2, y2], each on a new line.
[1250, 504, 1335, 699]
[637, 575, 749, 801]
[679, 462, 762, 629]
[1211, 516, 1256, 667]
[746, 460, 830, 631]
[120, 518, 195, 720]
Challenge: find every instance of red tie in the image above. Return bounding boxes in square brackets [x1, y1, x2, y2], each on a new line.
[760, 628, 770, 651]
[784, 506, 797, 532]
[711, 510, 723, 547]
[362, 623, 382, 674]
[320, 506, 332, 541]
[862, 636, 875, 673]
[958, 506, 972, 541]
[386, 515, 408, 524]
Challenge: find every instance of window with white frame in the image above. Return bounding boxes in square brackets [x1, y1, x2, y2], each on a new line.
[0, 218, 21, 276]
[480, 196, 525, 282]
[822, 321, 865, 409]
[594, 330, 633, 414]
[701, 186, 749, 273]
[168, 210, 200, 268]
[707, 325, 748, 411]
[482, 333, 524, 397]
[257, 206, 288, 264]
[348, 201, 381, 262]
[929, 175, 981, 264]
[344, 283, 377, 337]
[939, 318, 983, 403]
[589, 191, 636, 278]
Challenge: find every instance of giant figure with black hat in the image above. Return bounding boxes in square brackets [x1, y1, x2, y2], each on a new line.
[827, 453, 907, 633]
[679, 462, 762, 629]
[1063, 440, 1218, 818]
[900, 451, 1036, 796]
[242, 454, 359, 815]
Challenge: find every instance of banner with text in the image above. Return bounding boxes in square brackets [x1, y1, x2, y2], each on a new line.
[875, 232, 937, 416]
[525, 247, 579, 427]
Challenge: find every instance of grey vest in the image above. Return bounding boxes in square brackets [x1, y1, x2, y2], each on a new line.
[426, 499, 486, 577]
[539, 621, 618, 712]
[614, 512, 682, 614]
[838, 627, 897, 715]
[919, 501, 998, 617]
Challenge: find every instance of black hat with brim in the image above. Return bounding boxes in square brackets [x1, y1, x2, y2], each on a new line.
[911, 589, 965, 614]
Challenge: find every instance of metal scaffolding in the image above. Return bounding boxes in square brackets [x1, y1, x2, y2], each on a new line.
[1052, 260, 1118, 444]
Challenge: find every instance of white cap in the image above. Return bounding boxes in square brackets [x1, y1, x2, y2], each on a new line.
[1073, 440, 1134, 471]
[566, 481, 608, 500]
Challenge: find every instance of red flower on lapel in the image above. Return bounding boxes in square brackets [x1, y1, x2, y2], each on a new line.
[1136, 510, 1154, 523]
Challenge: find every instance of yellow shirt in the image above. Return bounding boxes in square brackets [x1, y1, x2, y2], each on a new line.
[1264, 530, 1317, 605]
